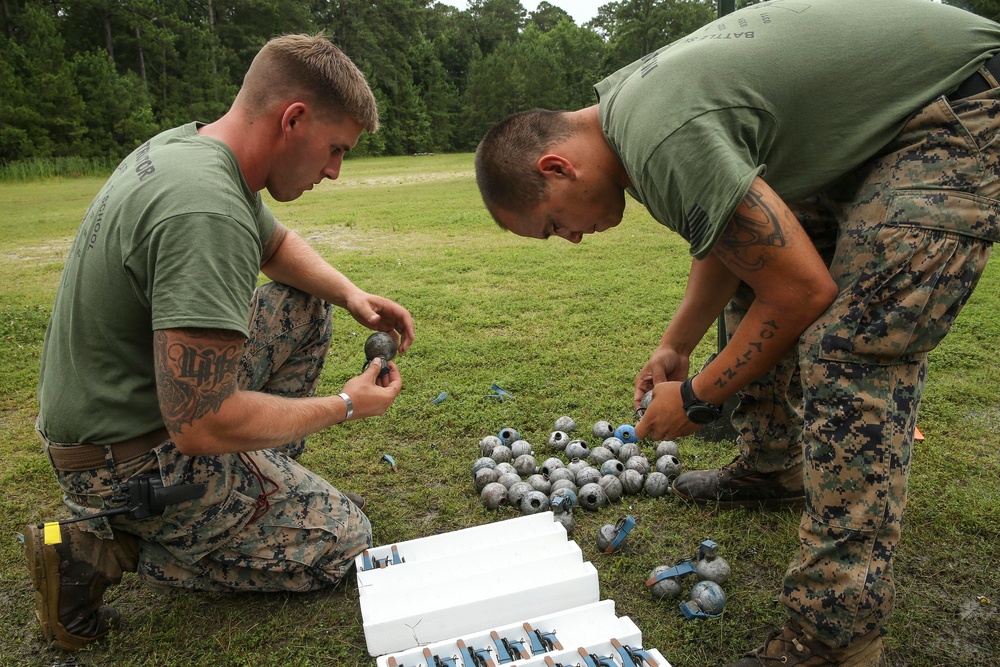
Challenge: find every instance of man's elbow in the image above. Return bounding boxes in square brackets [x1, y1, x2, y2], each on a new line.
[803, 274, 839, 322]
[167, 425, 226, 456]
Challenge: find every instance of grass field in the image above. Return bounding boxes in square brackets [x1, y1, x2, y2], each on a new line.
[1, 154, 997, 666]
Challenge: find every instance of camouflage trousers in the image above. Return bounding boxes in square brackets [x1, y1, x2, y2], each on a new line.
[43, 282, 372, 592]
[725, 85, 1000, 647]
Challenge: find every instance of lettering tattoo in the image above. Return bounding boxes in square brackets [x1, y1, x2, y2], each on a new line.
[714, 320, 779, 390]
[713, 185, 786, 272]
[154, 329, 243, 435]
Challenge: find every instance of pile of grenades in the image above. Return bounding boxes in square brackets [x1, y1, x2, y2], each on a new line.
[471, 415, 685, 534]
[646, 539, 731, 620]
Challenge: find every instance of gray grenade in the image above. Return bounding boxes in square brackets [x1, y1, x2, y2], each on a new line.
[547, 467, 576, 484]
[550, 487, 578, 511]
[682, 580, 727, 618]
[527, 474, 552, 494]
[554, 416, 577, 433]
[473, 467, 499, 492]
[654, 440, 680, 459]
[600, 459, 625, 477]
[655, 454, 682, 480]
[592, 421, 614, 441]
[575, 466, 601, 487]
[595, 515, 635, 554]
[541, 457, 565, 477]
[637, 390, 654, 418]
[577, 482, 608, 511]
[625, 455, 650, 477]
[494, 462, 516, 477]
[620, 469, 645, 495]
[510, 439, 533, 458]
[513, 454, 537, 477]
[644, 471, 670, 497]
[490, 445, 513, 464]
[497, 427, 520, 446]
[553, 509, 574, 534]
[479, 435, 503, 457]
[520, 490, 550, 515]
[508, 481, 534, 507]
[567, 459, 590, 476]
[480, 482, 508, 510]
[550, 479, 578, 496]
[696, 541, 732, 585]
[646, 565, 683, 599]
[364, 332, 397, 376]
[566, 439, 590, 461]
[598, 474, 624, 503]
[617, 442, 641, 463]
[602, 437, 624, 456]
[547, 431, 570, 450]
[472, 457, 497, 477]
[497, 472, 522, 489]
[588, 446, 615, 466]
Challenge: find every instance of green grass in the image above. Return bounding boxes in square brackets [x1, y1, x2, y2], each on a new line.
[1, 154, 998, 666]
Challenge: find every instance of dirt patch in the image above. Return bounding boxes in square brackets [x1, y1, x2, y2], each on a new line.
[1, 238, 72, 264]
[301, 228, 369, 252]
[332, 171, 472, 188]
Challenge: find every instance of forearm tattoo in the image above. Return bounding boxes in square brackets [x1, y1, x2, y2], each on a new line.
[154, 329, 242, 434]
[713, 185, 786, 272]
[713, 319, 779, 390]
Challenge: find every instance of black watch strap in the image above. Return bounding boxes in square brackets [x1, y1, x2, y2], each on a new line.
[681, 377, 723, 425]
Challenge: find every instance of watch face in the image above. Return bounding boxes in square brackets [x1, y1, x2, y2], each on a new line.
[688, 406, 721, 425]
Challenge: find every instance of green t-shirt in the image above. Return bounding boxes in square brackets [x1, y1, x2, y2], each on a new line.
[595, 0, 1000, 258]
[37, 123, 278, 444]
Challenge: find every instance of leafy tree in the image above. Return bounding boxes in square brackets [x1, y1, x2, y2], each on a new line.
[530, 1, 572, 32]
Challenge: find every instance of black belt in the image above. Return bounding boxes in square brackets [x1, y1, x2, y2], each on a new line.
[948, 52, 1000, 102]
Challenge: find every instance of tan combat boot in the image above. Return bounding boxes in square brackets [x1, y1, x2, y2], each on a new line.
[727, 620, 885, 667]
[671, 455, 806, 510]
[25, 521, 139, 650]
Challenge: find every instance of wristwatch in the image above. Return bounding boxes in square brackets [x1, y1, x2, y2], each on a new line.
[680, 377, 723, 425]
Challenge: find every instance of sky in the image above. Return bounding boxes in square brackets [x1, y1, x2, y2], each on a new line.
[437, 0, 605, 26]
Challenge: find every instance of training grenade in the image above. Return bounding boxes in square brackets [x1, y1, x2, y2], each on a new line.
[644, 471, 671, 497]
[598, 474, 623, 503]
[363, 332, 396, 377]
[507, 481, 533, 507]
[577, 482, 608, 511]
[625, 455, 650, 476]
[480, 482, 508, 510]
[637, 390, 653, 419]
[695, 539, 732, 585]
[602, 437, 624, 456]
[473, 467, 499, 492]
[494, 462, 516, 477]
[619, 469, 645, 495]
[592, 421, 615, 441]
[497, 472, 522, 489]
[498, 427, 521, 446]
[588, 446, 614, 466]
[554, 415, 577, 433]
[513, 454, 537, 477]
[575, 466, 601, 487]
[527, 474, 551, 494]
[472, 457, 497, 477]
[565, 439, 590, 460]
[549, 487, 577, 511]
[655, 454, 682, 480]
[479, 435, 503, 457]
[520, 490, 550, 515]
[680, 580, 727, 620]
[548, 467, 575, 484]
[553, 508, 574, 534]
[614, 424, 637, 444]
[547, 430, 570, 450]
[600, 459, 625, 477]
[550, 479, 577, 497]
[617, 442, 641, 463]
[646, 565, 684, 599]
[596, 515, 636, 554]
[541, 457, 565, 477]
[490, 445, 513, 464]
[654, 440, 680, 459]
[510, 439, 533, 458]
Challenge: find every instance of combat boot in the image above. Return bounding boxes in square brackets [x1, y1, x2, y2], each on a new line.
[25, 521, 139, 650]
[671, 455, 805, 510]
[727, 620, 885, 666]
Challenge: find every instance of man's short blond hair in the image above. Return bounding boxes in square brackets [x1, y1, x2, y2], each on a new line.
[239, 34, 378, 132]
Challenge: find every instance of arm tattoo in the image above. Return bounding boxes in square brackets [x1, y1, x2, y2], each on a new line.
[154, 329, 243, 435]
[713, 320, 779, 390]
[713, 185, 786, 272]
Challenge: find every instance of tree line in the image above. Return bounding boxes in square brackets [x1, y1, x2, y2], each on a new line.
[1, 0, 995, 164]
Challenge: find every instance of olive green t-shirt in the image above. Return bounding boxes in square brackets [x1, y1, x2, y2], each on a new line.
[37, 123, 279, 444]
[595, 0, 1000, 258]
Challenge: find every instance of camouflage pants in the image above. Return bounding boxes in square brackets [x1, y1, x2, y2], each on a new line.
[726, 85, 1000, 647]
[44, 282, 372, 592]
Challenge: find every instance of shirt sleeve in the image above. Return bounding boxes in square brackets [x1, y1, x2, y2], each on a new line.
[636, 107, 774, 259]
[145, 213, 262, 336]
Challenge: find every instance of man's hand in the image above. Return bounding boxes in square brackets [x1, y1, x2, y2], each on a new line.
[635, 380, 701, 440]
[633, 345, 690, 410]
[340, 357, 403, 420]
[345, 292, 415, 354]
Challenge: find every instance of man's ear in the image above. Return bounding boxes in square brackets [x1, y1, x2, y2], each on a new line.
[280, 102, 308, 138]
[537, 154, 576, 180]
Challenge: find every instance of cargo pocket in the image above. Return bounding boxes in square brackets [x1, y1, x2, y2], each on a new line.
[817, 190, 997, 364]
